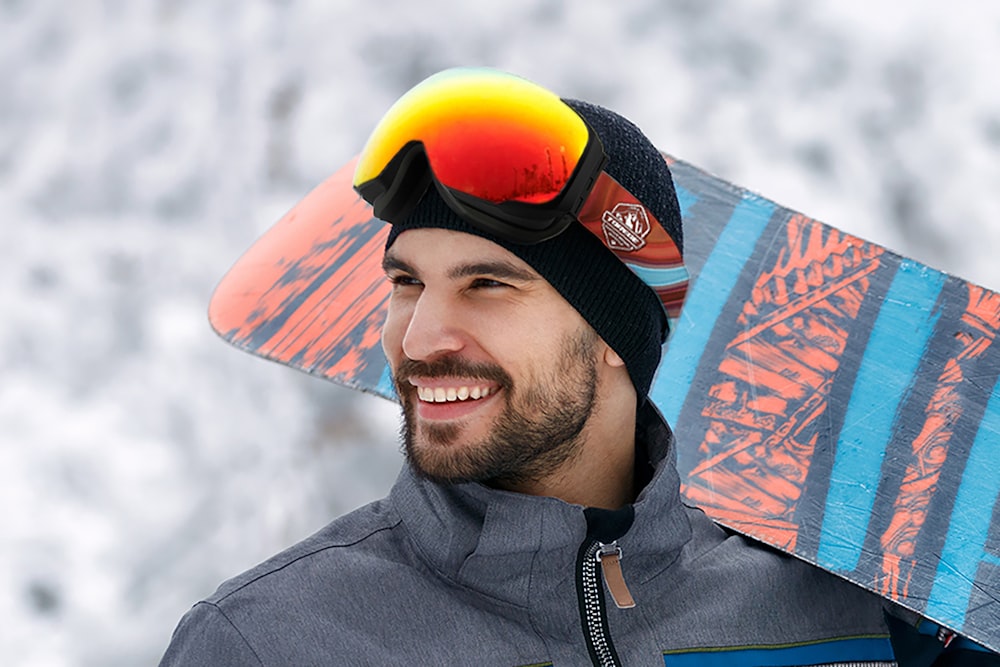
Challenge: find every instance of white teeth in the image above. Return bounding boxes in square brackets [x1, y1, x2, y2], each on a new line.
[415, 384, 494, 403]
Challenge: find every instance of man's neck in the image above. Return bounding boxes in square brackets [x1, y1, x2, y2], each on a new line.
[530, 442, 636, 509]
[499, 399, 639, 509]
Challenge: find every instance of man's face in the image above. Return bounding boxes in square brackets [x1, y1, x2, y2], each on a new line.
[381, 227, 605, 487]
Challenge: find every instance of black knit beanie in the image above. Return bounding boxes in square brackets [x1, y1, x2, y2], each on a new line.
[384, 98, 684, 399]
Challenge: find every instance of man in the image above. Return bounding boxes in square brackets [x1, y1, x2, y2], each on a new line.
[160, 68, 996, 665]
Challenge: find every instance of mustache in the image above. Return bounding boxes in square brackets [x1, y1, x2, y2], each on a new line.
[393, 356, 512, 388]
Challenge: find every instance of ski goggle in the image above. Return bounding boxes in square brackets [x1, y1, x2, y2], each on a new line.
[352, 67, 689, 321]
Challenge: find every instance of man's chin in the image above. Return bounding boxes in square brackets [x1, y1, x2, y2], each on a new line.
[404, 446, 485, 485]
[403, 427, 499, 485]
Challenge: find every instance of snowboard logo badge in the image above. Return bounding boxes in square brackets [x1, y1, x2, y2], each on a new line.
[601, 203, 650, 252]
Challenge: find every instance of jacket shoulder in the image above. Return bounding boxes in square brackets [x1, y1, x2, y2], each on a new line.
[160, 497, 407, 665]
[676, 507, 892, 643]
[210, 496, 402, 604]
[159, 601, 263, 667]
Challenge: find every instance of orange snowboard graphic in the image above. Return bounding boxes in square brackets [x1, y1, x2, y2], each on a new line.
[680, 214, 884, 551]
[210, 158, 392, 392]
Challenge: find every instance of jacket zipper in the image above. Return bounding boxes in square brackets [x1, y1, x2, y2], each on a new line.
[578, 540, 634, 667]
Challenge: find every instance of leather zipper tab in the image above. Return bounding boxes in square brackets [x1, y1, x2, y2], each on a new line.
[597, 542, 636, 610]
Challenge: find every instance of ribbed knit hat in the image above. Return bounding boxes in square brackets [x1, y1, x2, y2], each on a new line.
[384, 98, 684, 399]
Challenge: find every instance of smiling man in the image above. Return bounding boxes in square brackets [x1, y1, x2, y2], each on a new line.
[383, 227, 636, 509]
[160, 69, 996, 666]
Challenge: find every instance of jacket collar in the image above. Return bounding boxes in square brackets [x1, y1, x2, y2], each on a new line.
[390, 402, 693, 606]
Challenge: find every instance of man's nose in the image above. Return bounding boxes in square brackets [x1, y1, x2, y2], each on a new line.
[401, 291, 467, 362]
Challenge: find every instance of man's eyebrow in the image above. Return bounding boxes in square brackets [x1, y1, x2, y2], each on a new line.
[448, 260, 539, 283]
[381, 253, 415, 275]
[382, 252, 539, 283]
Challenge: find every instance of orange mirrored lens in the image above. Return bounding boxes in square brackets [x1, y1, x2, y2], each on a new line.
[353, 68, 590, 204]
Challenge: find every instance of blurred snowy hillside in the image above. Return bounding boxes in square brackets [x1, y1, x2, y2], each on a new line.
[2, 1, 998, 665]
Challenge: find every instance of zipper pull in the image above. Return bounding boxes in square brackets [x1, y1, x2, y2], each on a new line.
[597, 542, 636, 609]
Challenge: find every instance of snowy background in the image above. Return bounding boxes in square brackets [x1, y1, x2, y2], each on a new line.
[4, 1, 999, 664]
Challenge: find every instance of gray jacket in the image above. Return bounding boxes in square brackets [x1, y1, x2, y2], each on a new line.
[160, 403, 900, 666]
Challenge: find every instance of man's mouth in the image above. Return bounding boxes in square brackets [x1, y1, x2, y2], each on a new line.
[413, 384, 495, 403]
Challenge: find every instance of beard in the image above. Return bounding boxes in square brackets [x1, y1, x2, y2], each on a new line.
[393, 327, 599, 488]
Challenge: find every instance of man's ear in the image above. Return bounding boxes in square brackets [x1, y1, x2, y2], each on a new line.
[603, 345, 626, 368]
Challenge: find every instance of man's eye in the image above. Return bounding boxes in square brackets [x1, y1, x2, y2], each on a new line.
[470, 278, 509, 289]
[388, 275, 421, 287]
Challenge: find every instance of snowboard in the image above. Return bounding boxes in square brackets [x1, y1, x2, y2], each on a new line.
[208, 154, 1000, 652]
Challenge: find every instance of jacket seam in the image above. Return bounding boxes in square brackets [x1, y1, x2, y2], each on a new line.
[213, 518, 403, 604]
[662, 632, 893, 653]
[198, 600, 266, 666]
[525, 508, 563, 651]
